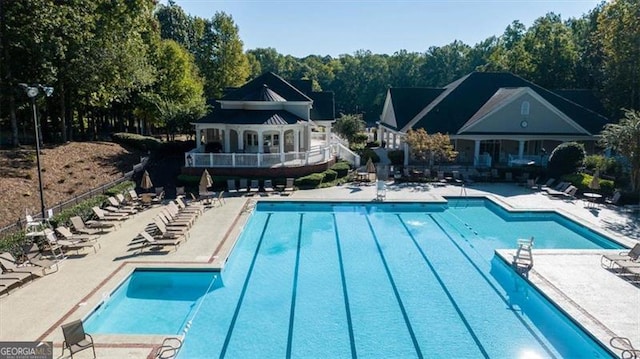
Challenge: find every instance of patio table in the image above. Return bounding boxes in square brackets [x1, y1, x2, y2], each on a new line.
[583, 192, 602, 208]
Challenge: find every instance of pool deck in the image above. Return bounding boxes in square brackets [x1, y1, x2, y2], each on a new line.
[1, 181, 638, 358]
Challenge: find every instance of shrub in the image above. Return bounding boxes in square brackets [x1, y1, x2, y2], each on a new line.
[330, 162, 351, 178]
[323, 169, 338, 182]
[548, 142, 585, 178]
[387, 150, 404, 165]
[111, 132, 162, 152]
[352, 132, 369, 144]
[365, 141, 380, 148]
[105, 180, 135, 196]
[562, 173, 615, 196]
[358, 148, 380, 163]
[294, 173, 324, 188]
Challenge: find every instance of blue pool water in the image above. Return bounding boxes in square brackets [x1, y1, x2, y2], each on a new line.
[84, 270, 218, 335]
[87, 199, 620, 358]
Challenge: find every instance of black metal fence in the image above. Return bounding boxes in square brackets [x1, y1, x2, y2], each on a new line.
[0, 156, 148, 238]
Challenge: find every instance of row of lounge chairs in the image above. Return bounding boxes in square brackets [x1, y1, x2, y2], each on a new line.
[601, 243, 640, 284]
[226, 178, 294, 196]
[137, 198, 205, 253]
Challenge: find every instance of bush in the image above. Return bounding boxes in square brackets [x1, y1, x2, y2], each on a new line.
[365, 141, 380, 148]
[323, 169, 338, 182]
[105, 180, 135, 197]
[352, 132, 369, 144]
[330, 162, 351, 178]
[584, 155, 619, 176]
[562, 173, 615, 196]
[358, 148, 380, 163]
[548, 142, 585, 178]
[294, 173, 324, 188]
[387, 150, 404, 165]
[111, 132, 162, 152]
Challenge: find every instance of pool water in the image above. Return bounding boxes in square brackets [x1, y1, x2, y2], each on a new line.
[84, 200, 619, 357]
[174, 200, 616, 358]
[84, 270, 218, 335]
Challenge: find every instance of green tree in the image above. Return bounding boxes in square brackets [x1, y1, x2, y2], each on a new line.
[197, 12, 250, 98]
[138, 39, 206, 139]
[547, 142, 586, 178]
[333, 114, 365, 143]
[405, 129, 457, 166]
[597, 0, 640, 113]
[599, 109, 640, 192]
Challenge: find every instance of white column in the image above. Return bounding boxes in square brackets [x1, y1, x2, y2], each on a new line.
[392, 133, 397, 149]
[403, 142, 409, 166]
[294, 129, 300, 152]
[379, 127, 384, 146]
[237, 130, 244, 152]
[518, 140, 525, 159]
[224, 129, 230, 152]
[196, 126, 202, 150]
[474, 140, 481, 166]
[258, 130, 264, 153]
[279, 128, 285, 162]
[385, 131, 391, 149]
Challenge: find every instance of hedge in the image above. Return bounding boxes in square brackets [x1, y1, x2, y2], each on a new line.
[111, 132, 162, 152]
[387, 150, 404, 165]
[295, 173, 324, 188]
[358, 148, 380, 163]
[330, 162, 351, 178]
[323, 169, 338, 182]
[562, 173, 615, 196]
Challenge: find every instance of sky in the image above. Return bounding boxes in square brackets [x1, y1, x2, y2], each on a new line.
[171, 0, 603, 57]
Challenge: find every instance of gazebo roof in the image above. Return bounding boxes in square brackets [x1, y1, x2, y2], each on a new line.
[196, 108, 302, 125]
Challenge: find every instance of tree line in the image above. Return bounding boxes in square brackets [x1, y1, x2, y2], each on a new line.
[1, 0, 638, 147]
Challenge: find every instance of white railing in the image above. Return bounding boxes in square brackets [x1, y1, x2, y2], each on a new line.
[507, 154, 549, 167]
[330, 133, 349, 147]
[333, 142, 360, 168]
[185, 147, 334, 168]
[474, 154, 492, 168]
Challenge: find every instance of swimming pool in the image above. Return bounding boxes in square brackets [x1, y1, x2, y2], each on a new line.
[87, 199, 620, 358]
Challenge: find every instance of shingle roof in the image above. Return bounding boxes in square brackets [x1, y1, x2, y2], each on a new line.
[221, 72, 312, 102]
[552, 89, 608, 117]
[196, 107, 302, 125]
[240, 84, 287, 102]
[411, 72, 610, 135]
[387, 88, 444, 131]
[309, 91, 335, 121]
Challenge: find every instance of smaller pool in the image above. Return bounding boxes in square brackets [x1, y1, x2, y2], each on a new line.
[84, 269, 218, 335]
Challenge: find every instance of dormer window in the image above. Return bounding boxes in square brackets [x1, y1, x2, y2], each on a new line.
[521, 101, 530, 116]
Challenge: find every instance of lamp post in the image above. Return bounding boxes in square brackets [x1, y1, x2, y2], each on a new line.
[19, 83, 54, 221]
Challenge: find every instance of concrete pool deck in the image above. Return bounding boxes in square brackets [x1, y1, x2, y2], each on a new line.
[0, 181, 638, 358]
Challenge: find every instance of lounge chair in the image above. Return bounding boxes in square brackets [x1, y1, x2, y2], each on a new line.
[376, 180, 386, 201]
[605, 191, 622, 206]
[249, 180, 260, 193]
[283, 178, 295, 195]
[0, 252, 42, 278]
[105, 197, 137, 215]
[0, 276, 24, 295]
[0, 255, 34, 283]
[70, 216, 112, 234]
[451, 171, 464, 185]
[22, 243, 59, 274]
[610, 337, 640, 359]
[238, 179, 249, 195]
[139, 231, 181, 252]
[56, 226, 100, 243]
[153, 217, 189, 240]
[175, 186, 186, 198]
[175, 197, 204, 215]
[92, 207, 128, 223]
[538, 178, 556, 191]
[45, 229, 98, 255]
[116, 193, 142, 210]
[227, 179, 238, 195]
[601, 243, 640, 269]
[263, 180, 274, 193]
[61, 319, 95, 359]
[546, 185, 577, 199]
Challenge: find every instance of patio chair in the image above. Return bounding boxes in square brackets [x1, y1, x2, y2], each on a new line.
[22, 243, 59, 275]
[610, 337, 640, 359]
[175, 186, 186, 198]
[0, 253, 35, 283]
[263, 180, 274, 193]
[539, 178, 556, 191]
[283, 178, 295, 194]
[56, 226, 100, 245]
[451, 171, 464, 185]
[601, 243, 640, 269]
[0, 252, 43, 278]
[0, 275, 24, 296]
[153, 217, 189, 240]
[376, 180, 386, 201]
[109, 196, 138, 213]
[61, 319, 95, 359]
[105, 197, 137, 215]
[175, 197, 204, 215]
[70, 216, 112, 234]
[117, 193, 142, 210]
[238, 179, 249, 195]
[605, 191, 622, 206]
[139, 231, 181, 252]
[92, 207, 128, 222]
[249, 180, 260, 193]
[227, 179, 238, 195]
[45, 229, 98, 255]
[547, 185, 578, 200]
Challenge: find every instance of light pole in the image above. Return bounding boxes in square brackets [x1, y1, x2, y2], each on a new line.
[19, 83, 54, 221]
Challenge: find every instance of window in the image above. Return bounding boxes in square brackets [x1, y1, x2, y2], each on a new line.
[521, 101, 530, 116]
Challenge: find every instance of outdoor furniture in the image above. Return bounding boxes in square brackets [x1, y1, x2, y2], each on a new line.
[283, 178, 295, 195]
[238, 179, 249, 194]
[610, 337, 640, 359]
[61, 319, 95, 359]
[583, 192, 603, 208]
[22, 243, 59, 275]
[601, 243, 640, 269]
[139, 231, 181, 253]
[227, 179, 238, 195]
[70, 216, 112, 234]
[249, 180, 260, 193]
[263, 180, 274, 193]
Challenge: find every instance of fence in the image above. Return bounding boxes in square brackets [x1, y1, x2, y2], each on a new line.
[0, 156, 148, 238]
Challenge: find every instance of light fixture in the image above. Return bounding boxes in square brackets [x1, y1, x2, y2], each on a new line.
[19, 83, 54, 221]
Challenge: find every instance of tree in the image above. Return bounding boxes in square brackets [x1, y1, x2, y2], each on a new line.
[333, 114, 365, 143]
[547, 142, 586, 178]
[597, 0, 640, 113]
[404, 129, 457, 166]
[599, 109, 640, 192]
